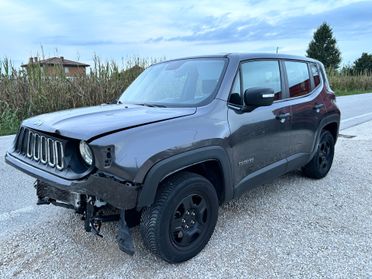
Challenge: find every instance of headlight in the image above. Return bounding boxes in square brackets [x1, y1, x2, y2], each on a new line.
[79, 141, 93, 166]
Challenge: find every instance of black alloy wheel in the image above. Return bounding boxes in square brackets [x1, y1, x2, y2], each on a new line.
[140, 172, 219, 263]
[302, 129, 335, 179]
[170, 193, 209, 247]
[318, 136, 332, 172]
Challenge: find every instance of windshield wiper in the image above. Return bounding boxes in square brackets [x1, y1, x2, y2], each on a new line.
[135, 103, 167, 108]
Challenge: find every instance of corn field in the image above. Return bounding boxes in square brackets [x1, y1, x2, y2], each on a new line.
[327, 69, 372, 95]
[1, 57, 372, 135]
[0, 56, 153, 135]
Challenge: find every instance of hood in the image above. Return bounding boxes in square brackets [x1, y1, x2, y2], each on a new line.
[23, 104, 196, 141]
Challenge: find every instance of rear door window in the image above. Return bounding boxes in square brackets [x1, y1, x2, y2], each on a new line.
[285, 61, 311, 98]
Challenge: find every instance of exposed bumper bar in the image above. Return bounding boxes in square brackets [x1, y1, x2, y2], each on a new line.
[5, 152, 139, 209]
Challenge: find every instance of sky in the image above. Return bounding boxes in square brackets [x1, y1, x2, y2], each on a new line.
[0, 0, 371, 68]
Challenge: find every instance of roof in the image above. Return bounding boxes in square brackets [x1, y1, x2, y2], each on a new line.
[226, 53, 319, 63]
[153, 53, 320, 65]
[21, 57, 90, 68]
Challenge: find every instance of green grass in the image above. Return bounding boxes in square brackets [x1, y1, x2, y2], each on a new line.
[0, 119, 20, 136]
[334, 89, 372, 96]
[0, 128, 17, 136]
[0, 102, 21, 136]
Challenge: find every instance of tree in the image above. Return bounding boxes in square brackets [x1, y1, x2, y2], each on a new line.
[353, 52, 372, 74]
[340, 64, 354, 75]
[306, 23, 341, 69]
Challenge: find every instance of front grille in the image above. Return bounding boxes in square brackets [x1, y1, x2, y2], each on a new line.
[15, 127, 65, 170]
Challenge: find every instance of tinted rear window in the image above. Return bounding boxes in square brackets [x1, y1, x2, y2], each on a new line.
[285, 61, 311, 98]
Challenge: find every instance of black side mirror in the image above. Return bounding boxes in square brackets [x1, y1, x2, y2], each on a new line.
[243, 87, 275, 109]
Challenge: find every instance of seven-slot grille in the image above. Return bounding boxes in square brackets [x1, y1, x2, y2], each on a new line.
[15, 127, 65, 170]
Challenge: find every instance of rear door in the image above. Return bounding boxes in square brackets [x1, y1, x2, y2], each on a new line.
[227, 60, 292, 190]
[282, 60, 326, 168]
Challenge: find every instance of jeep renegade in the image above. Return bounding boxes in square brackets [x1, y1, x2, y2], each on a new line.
[5, 53, 340, 263]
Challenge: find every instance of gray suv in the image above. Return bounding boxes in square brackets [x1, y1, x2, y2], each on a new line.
[5, 53, 340, 263]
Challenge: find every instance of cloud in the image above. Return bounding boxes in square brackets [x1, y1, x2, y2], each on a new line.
[39, 36, 136, 46]
[147, 1, 372, 44]
[0, 0, 371, 66]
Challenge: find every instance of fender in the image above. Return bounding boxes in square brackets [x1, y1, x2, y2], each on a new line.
[136, 146, 233, 208]
[310, 113, 340, 159]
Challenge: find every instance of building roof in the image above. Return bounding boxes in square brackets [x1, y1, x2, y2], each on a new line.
[21, 57, 90, 68]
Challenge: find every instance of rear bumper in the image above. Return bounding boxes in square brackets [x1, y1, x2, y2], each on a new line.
[5, 152, 139, 209]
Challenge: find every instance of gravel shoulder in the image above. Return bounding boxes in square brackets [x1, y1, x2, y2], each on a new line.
[0, 122, 371, 279]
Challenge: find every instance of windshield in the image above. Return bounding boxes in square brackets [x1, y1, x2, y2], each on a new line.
[119, 58, 227, 107]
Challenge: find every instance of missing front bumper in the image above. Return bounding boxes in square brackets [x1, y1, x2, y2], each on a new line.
[6, 151, 140, 210]
[35, 180, 136, 256]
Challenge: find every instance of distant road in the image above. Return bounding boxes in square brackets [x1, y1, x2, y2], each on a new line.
[338, 92, 372, 130]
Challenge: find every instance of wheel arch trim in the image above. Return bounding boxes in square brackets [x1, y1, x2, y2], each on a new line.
[310, 113, 340, 158]
[136, 146, 233, 209]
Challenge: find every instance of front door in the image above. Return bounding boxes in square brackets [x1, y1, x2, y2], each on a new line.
[227, 60, 292, 192]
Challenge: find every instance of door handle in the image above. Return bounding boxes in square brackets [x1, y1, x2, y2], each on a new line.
[313, 103, 324, 112]
[276, 112, 291, 123]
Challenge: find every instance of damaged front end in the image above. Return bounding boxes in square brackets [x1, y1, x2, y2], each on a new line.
[5, 125, 143, 256]
[35, 180, 137, 255]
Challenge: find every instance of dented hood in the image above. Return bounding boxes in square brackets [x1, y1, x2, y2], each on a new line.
[22, 104, 196, 141]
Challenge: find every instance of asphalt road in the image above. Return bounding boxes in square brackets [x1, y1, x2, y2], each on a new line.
[338, 92, 372, 130]
[0, 93, 371, 278]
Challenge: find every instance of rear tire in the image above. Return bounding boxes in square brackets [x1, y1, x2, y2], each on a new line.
[140, 172, 219, 263]
[302, 130, 335, 179]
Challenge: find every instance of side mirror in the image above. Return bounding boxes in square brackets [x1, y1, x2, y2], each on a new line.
[243, 87, 275, 108]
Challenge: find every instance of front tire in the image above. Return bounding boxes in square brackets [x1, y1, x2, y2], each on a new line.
[140, 172, 219, 263]
[302, 130, 335, 179]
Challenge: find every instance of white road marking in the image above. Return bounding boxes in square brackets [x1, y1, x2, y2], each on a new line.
[0, 206, 35, 222]
[341, 111, 372, 123]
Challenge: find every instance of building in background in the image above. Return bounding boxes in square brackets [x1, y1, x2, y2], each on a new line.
[21, 57, 90, 77]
